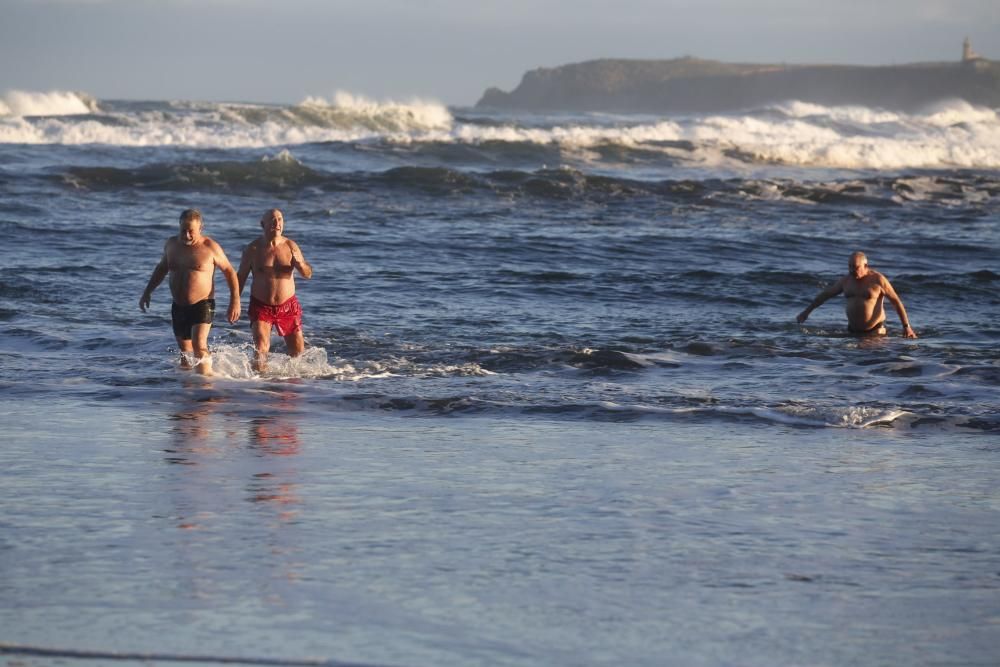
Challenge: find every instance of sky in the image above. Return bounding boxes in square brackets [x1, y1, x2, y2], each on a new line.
[1, 0, 998, 106]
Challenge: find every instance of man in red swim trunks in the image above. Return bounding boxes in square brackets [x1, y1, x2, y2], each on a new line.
[237, 208, 313, 371]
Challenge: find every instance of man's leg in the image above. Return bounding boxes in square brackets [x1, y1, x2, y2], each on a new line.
[284, 329, 305, 357]
[175, 337, 194, 369]
[191, 323, 213, 376]
[252, 320, 272, 372]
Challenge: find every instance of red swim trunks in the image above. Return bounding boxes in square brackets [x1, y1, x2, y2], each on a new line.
[249, 295, 303, 336]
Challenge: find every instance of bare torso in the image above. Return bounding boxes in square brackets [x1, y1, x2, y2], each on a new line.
[842, 272, 886, 332]
[245, 237, 298, 305]
[166, 237, 218, 305]
[798, 256, 915, 338]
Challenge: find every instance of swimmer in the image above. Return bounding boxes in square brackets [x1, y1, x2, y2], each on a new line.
[237, 209, 313, 371]
[797, 251, 917, 338]
[139, 209, 241, 375]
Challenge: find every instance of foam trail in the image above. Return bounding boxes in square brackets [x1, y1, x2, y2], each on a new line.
[764, 404, 909, 428]
[209, 345, 370, 381]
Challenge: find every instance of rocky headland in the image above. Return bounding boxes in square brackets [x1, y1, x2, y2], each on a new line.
[476, 56, 1000, 113]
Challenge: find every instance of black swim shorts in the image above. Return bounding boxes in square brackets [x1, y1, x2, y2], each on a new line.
[171, 299, 215, 340]
[847, 320, 887, 337]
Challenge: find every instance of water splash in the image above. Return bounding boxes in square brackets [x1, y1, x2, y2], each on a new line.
[208, 346, 357, 380]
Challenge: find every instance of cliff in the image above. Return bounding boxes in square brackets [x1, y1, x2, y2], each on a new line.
[476, 57, 1000, 112]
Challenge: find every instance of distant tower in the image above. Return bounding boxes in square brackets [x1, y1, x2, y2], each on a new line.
[962, 37, 980, 62]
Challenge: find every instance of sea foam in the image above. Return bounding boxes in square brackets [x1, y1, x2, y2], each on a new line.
[209, 345, 361, 381]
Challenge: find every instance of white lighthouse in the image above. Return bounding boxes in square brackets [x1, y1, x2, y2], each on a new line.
[962, 37, 981, 62]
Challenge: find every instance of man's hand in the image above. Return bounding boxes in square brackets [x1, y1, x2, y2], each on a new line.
[796, 310, 809, 324]
[289, 247, 312, 279]
[902, 326, 918, 339]
[227, 299, 241, 324]
[139, 291, 151, 312]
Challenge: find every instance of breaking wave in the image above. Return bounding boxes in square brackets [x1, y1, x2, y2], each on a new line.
[2, 93, 999, 169]
[0, 90, 99, 117]
[296, 91, 453, 131]
[0, 91, 453, 147]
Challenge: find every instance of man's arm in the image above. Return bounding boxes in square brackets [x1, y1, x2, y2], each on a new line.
[211, 240, 241, 324]
[139, 244, 169, 312]
[797, 278, 844, 323]
[289, 240, 313, 279]
[236, 243, 253, 296]
[881, 275, 917, 338]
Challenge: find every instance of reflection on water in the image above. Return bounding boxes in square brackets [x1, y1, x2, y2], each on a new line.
[247, 389, 303, 522]
[166, 390, 226, 466]
[164, 385, 306, 520]
[158, 384, 308, 603]
[249, 404, 302, 458]
[165, 384, 229, 532]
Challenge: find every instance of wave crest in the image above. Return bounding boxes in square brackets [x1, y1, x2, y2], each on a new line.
[0, 90, 99, 117]
[296, 91, 453, 132]
[918, 98, 1000, 127]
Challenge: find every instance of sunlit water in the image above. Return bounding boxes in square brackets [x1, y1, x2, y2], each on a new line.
[1, 93, 998, 665]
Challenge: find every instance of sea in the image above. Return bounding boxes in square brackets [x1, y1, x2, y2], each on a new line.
[1, 90, 998, 666]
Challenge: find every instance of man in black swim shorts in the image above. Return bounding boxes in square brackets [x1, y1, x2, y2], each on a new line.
[797, 251, 917, 338]
[171, 299, 216, 340]
[140, 209, 241, 375]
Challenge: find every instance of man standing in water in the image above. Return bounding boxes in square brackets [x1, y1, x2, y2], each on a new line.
[238, 208, 313, 371]
[139, 209, 241, 375]
[797, 251, 917, 338]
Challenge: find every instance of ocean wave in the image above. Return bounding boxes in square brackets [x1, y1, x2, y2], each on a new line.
[0, 111, 381, 148]
[4, 94, 1000, 169]
[432, 100, 1000, 169]
[295, 91, 453, 131]
[0, 90, 99, 117]
[673, 100, 1000, 169]
[0, 91, 451, 147]
[0, 102, 415, 149]
[206, 93, 454, 134]
[301, 391, 918, 429]
[775, 100, 903, 124]
[62, 149, 330, 192]
[58, 155, 999, 208]
[772, 99, 1000, 128]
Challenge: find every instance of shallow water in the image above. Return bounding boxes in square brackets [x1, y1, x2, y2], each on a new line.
[3, 394, 999, 666]
[1, 94, 999, 665]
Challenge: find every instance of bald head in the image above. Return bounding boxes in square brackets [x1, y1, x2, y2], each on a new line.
[848, 251, 869, 279]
